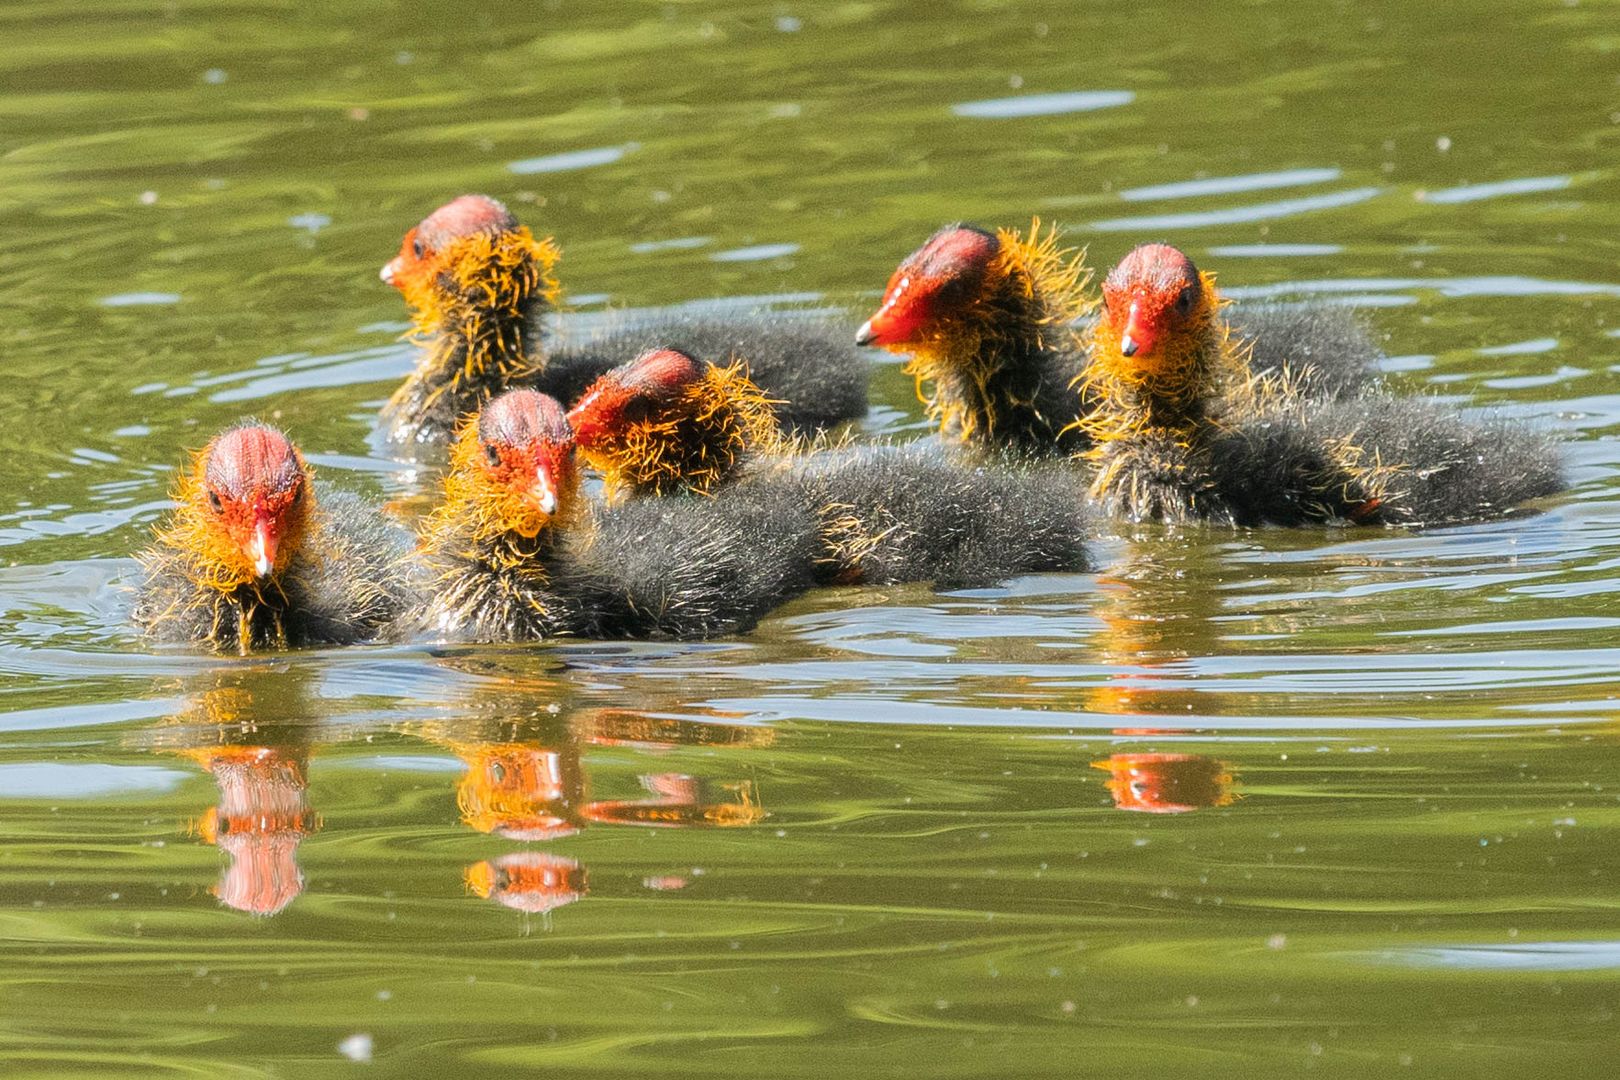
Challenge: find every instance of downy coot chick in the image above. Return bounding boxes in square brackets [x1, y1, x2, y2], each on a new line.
[568, 346, 783, 499]
[552, 313, 868, 438]
[415, 389, 819, 642]
[1078, 243, 1561, 526]
[568, 348, 1091, 588]
[855, 220, 1095, 455]
[380, 194, 868, 446]
[133, 424, 415, 653]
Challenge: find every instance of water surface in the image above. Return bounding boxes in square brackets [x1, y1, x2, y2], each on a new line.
[1, 1, 1618, 1077]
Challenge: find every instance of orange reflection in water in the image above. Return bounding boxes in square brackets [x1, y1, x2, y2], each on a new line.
[584, 774, 766, 828]
[1083, 559, 1207, 719]
[1091, 753, 1235, 814]
[185, 745, 317, 916]
[456, 742, 582, 842]
[428, 708, 772, 916]
[465, 852, 587, 914]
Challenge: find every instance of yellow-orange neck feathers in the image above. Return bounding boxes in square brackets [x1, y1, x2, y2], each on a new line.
[894, 220, 1094, 445]
[426, 412, 583, 562]
[389, 227, 562, 415]
[1075, 269, 1242, 447]
[154, 447, 313, 596]
[578, 362, 784, 499]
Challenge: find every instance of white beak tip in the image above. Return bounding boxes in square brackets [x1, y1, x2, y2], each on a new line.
[379, 260, 397, 284]
[534, 478, 558, 515]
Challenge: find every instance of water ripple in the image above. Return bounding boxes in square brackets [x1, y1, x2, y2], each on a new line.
[708, 694, 1614, 732]
[1207, 243, 1344, 257]
[508, 143, 638, 175]
[1370, 940, 1620, 971]
[710, 243, 800, 262]
[0, 762, 188, 797]
[1221, 275, 1620, 301]
[1121, 168, 1341, 202]
[98, 292, 181, 308]
[1420, 175, 1572, 204]
[951, 90, 1134, 118]
[629, 236, 712, 254]
[1091, 187, 1382, 231]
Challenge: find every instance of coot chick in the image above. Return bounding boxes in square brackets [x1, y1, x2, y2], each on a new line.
[414, 389, 818, 642]
[1078, 243, 1561, 525]
[379, 195, 566, 447]
[380, 194, 867, 446]
[133, 425, 415, 652]
[568, 348, 1091, 587]
[855, 220, 1095, 454]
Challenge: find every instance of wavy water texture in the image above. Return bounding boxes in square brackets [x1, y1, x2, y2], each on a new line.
[0, 0, 1618, 1077]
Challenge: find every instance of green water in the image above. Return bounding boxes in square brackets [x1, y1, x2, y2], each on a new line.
[3, 0, 1619, 1076]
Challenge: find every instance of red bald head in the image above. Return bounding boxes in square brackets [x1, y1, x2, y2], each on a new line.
[856, 224, 1001, 348]
[566, 348, 704, 448]
[1101, 243, 1206, 361]
[473, 389, 577, 525]
[381, 194, 519, 288]
[199, 425, 309, 580]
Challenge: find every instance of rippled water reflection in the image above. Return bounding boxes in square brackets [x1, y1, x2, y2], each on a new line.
[2, 0, 1618, 1076]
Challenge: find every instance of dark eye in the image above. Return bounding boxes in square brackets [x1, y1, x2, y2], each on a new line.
[485, 444, 502, 466]
[207, 490, 223, 514]
[412, 238, 425, 259]
[1175, 283, 1199, 315]
[290, 484, 305, 505]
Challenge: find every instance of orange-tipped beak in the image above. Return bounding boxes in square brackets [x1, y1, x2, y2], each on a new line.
[249, 516, 278, 578]
[1119, 299, 1159, 360]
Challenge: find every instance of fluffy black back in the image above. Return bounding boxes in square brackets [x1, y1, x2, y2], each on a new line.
[1277, 394, 1562, 526]
[551, 312, 869, 433]
[1204, 394, 1562, 527]
[577, 484, 822, 638]
[1228, 302, 1385, 398]
[785, 443, 1091, 588]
